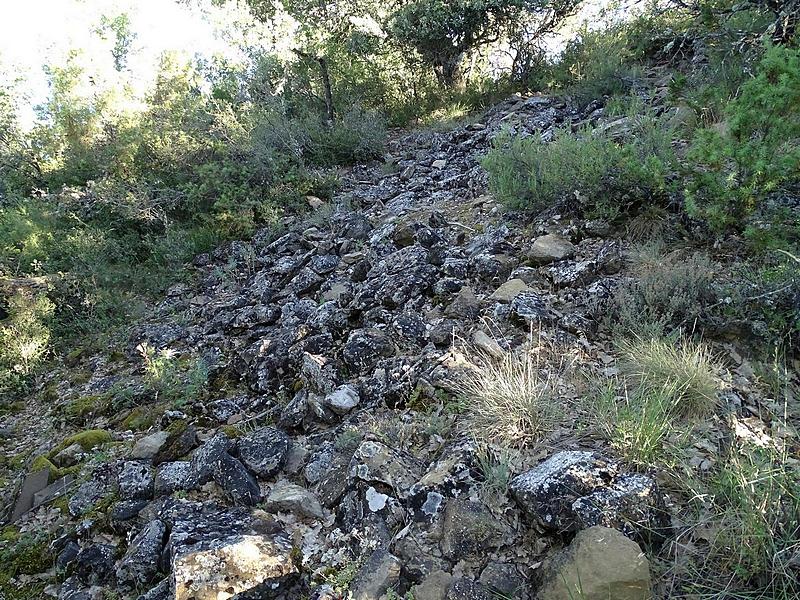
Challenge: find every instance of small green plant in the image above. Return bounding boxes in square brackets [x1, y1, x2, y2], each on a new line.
[0, 528, 54, 600]
[334, 428, 363, 453]
[137, 342, 208, 406]
[584, 378, 685, 467]
[609, 246, 718, 338]
[475, 445, 513, 497]
[684, 441, 800, 598]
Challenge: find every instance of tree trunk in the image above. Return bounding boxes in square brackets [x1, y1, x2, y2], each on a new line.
[292, 49, 335, 123]
[317, 55, 335, 124]
[434, 52, 465, 88]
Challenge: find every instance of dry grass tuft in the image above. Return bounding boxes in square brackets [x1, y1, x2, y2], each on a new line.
[619, 336, 721, 418]
[454, 350, 560, 447]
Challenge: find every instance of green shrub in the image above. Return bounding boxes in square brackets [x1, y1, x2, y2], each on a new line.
[483, 112, 675, 218]
[547, 24, 641, 103]
[137, 342, 208, 407]
[610, 247, 719, 338]
[685, 45, 800, 233]
[0, 292, 54, 398]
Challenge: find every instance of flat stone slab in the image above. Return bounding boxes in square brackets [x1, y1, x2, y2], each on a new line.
[11, 468, 49, 521]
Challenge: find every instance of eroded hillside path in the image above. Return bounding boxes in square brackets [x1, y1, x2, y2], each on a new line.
[2, 95, 681, 600]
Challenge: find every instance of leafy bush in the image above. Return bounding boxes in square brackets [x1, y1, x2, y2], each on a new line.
[0, 291, 54, 398]
[685, 45, 800, 233]
[547, 24, 641, 103]
[483, 112, 675, 218]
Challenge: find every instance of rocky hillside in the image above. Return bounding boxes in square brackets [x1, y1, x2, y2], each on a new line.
[1, 93, 796, 600]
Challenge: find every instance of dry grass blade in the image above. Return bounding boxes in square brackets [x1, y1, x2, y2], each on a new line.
[453, 350, 559, 447]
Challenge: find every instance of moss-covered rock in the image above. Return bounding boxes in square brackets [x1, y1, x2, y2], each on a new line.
[119, 406, 155, 432]
[0, 528, 54, 599]
[54, 429, 112, 454]
[63, 394, 111, 422]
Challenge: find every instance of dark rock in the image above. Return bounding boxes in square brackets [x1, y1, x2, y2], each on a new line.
[56, 541, 81, 571]
[116, 520, 167, 588]
[212, 452, 261, 506]
[118, 461, 154, 501]
[110, 499, 148, 524]
[153, 461, 193, 496]
[278, 390, 309, 428]
[508, 291, 553, 325]
[440, 499, 510, 561]
[349, 440, 424, 499]
[185, 432, 232, 488]
[68, 467, 117, 517]
[509, 451, 670, 547]
[136, 578, 170, 600]
[408, 444, 477, 522]
[237, 427, 290, 479]
[446, 579, 493, 600]
[152, 424, 197, 465]
[479, 563, 529, 599]
[75, 543, 116, 585]
[429, 319, 460, 346]
[342, 329, 394, 373]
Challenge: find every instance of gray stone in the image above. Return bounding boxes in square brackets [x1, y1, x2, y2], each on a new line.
[238, 427, 290, 479]
[264, 480, 324, 520]
[324, 385, 360, 415]
[130, 431, 169, 460]
[440, 499, 509, 561]
[118, 461, 154, 500]
[349, 549, 402, 600]
[411, 570, 454, 600]
[153, 461, 192, 496]
[488, 278, 530, 303]
[528, 234, 576, 265]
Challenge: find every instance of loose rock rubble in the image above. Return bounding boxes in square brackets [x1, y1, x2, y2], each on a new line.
[3, 95, 686, 599]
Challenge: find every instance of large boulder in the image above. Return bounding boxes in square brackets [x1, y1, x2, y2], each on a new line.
[537, 526, 652, 600]
[509, 451, 669, 546]
[161, 500, 298, 600]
